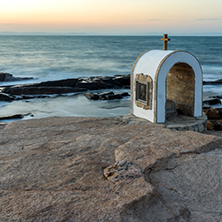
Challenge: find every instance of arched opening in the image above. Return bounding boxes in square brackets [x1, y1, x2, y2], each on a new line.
[166, 63, 195, 119]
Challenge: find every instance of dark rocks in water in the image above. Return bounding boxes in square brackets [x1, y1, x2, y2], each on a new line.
[0, 93, 14, 101]
[28, 78, 79, 88]
[84, 91, 130, 100]
[209, 95, 222, 99]
[2, 86, 85, 95]
[16, 75, 130, 89]
[16, 95, 50, 100]
[203, 79, 222, 85]
[203, 98, 222, 111]
[0, 93, 53, 101]
[84, 92, 100, 100]
[100, 75, 130, 87]
[0, 72, 33, 82]
[119, 92, 129, 97]
[76, 81, 100, 90]
[36, 75, 130, 90]
[1, 74, 130, 98]
[203, 98, 221, 106]
[202, 105, 211, 111]
[0, 113, 33, 121]
[0, 73, 16, 81]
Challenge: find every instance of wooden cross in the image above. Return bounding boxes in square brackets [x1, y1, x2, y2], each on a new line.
[161, 34, 170, 50]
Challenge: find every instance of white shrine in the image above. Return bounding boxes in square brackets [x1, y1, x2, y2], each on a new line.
[131, 34, 207, 131]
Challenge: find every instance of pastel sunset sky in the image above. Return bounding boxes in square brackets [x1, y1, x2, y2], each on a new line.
[0, 0, 222, 35]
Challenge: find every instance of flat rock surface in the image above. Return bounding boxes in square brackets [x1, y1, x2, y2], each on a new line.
[0, 116, 222, 221]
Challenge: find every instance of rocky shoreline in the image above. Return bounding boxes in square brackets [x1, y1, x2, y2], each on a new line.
[2, 72, 222, 101]
[0, 73, 131, 121]
[0, 115, 221, 221]
[1, 72, 222, 130]
[0, 73, 130, 100]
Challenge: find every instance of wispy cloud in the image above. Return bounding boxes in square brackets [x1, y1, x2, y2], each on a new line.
[196, 18, 222, 21]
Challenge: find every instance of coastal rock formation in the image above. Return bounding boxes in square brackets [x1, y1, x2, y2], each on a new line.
[0, 116, 221, 221]
[0, 72, 33, 82]
[1, 75, 130, 98]
[0, 113, 32, 121]
[0, 93, 14, 101]
[203, 108, 222, 130]
[2, 86, 84, 96]
[210, 95, 222, 99]
[205, 108, 222, 119]
[207, 120, 222, 131]
[203, 98, 221, 106]
[203, 79, 222, 85]
[84, 91, 129, 100]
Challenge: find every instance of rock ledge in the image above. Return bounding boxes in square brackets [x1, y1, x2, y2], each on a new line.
[0, 116, 221, 221]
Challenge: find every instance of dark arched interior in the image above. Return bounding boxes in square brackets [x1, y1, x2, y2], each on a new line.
[166, 63, 195, 118]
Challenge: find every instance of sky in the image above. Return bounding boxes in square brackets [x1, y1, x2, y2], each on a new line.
[0, 0, 222, 35]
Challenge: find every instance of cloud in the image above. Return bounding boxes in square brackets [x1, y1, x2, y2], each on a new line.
[196, 18, 222, 21]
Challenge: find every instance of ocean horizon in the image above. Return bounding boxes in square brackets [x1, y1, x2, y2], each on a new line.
[0, 35, 222, 121]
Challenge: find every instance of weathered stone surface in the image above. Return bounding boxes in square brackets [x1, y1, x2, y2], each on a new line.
[103, 160, 143, 183]
[203, 129, 222, 138]
[145, 149, 222, 222]
[0, 116, 221, 221]
[207, 120, 222, 131]
[202, 108, 222, 131]
[166, 63, 195, 116]
[114, 122, 221, 169]
[205, 108, 222, 119]
[207, 120, 215, 130]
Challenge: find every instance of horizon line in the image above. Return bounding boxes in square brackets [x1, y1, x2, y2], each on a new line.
[0, 31, 222, 36]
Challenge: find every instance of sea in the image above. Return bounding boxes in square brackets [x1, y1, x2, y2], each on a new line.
[0, 35, 222, 121]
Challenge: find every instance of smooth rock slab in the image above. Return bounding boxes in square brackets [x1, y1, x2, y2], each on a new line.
[0, 116, 221, 221]
[145, 149, 222, 221]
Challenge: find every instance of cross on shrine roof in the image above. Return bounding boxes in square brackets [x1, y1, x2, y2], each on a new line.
[161, 34, 170, 50]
